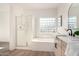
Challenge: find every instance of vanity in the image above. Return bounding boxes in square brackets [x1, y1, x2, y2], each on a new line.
[55, 3, 79, 56]
[55, 35, 79, 56]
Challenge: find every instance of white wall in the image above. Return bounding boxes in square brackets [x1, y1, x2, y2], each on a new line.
[24, 8, 57, 17]
[57, 3, 71, 28]
[23, 8, 57, 38]
[9, 5, 24, 50]
[0, 4, 10, 42]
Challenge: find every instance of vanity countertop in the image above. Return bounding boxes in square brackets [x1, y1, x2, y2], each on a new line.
[57, 36, 79, 43]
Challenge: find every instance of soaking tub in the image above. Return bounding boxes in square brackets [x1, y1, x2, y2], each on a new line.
[30, 38, 56, 51]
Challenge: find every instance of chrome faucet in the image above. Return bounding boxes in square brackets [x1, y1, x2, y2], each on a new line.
[67, 29, 73, 36]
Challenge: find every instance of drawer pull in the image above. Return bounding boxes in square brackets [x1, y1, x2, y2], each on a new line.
[55, 43, 57, 48]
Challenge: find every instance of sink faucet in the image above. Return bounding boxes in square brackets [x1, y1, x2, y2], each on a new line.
[67, 29, 73, 36]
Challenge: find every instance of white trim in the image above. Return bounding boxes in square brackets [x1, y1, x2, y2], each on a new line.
[16, 47, 31, 50]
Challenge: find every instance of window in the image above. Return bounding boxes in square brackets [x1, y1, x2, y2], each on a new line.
[40, 17, 56, 32]
[68, 16, 77, 29]
[58, 18, 61, 27]
[57, 16, 62, 27]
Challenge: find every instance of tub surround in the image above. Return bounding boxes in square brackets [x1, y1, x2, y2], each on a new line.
[30, 38, 55, 51]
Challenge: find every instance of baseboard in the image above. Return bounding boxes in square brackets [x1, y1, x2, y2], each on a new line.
[16, 47, 32, 50]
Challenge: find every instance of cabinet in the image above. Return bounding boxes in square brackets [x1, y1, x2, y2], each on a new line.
[61, 40, 67, 55]
[55, 37, 67, 56]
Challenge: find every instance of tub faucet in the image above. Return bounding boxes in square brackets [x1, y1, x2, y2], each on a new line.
[67, 29, 73, 36]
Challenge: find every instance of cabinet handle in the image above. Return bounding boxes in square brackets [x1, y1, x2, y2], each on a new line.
[55, 43, 57, 48]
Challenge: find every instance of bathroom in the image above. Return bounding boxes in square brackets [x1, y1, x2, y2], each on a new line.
[0, 3, 79, 56]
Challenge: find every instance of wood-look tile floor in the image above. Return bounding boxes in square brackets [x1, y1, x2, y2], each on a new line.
[0, 49, 55, 56]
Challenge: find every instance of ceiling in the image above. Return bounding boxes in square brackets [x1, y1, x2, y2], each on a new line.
[13, 3, 62, 10]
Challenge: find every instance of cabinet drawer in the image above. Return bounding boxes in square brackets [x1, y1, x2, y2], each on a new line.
[56, 38, 62, 47]
[55, 47, 62, 56]
[62, 45, 67, 51]
[62, 41, 67, 51]
[57, 43, 62, 49]
[62, 49, 65, 56]
[61, 41, 67, 56]
[55, 37, 67, 56]
[62, 41, 67, 46]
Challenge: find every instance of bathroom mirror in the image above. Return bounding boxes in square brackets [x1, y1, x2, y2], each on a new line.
[68, 3, 79, 31]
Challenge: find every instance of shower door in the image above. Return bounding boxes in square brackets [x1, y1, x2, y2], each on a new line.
[16, 15, 32, 47]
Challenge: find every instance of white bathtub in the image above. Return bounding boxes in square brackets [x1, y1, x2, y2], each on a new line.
[30, 38, 56, 51]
